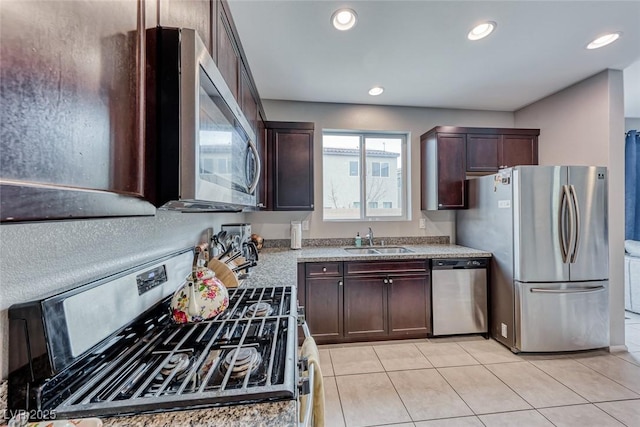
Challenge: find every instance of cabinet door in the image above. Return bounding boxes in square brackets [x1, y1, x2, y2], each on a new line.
[387, 274, 431, 337]
[217, 4, 239, 100]
[255, 114, 267, 209]
[344, 276, 387, 340]
[499, 135, 538, 168]
[267, 123, 315, 211]
[0, 0, 155, 221]
[240, 65, 258, 135]
[159, 0, 213, 55]
[437, 134, 467, 209]
[306, 276, 343, 343]
[466, 134, 499, 173]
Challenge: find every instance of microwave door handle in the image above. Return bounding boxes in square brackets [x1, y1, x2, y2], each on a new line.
[247, 139, 261, 195]
[569, 184, 581, 263]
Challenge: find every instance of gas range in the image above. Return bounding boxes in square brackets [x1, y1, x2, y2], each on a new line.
[8, 249, 300, 421]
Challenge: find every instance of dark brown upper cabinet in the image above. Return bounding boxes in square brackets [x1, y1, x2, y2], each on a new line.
[158, 0, 214, 56]
[266, 121, 315, 211]
[421, 126, 539, 211]
[254, 113, 268, 209]
[0, 0, 155, 222]
[421, 130, 467, 210]
[216, 2, 239, 100]
[240, 65, 259, 136]
[467, 129, 539, 173]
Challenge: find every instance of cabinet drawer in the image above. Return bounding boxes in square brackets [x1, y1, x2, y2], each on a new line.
[306, 262, 342, 277]
[345, 260, 427, 275]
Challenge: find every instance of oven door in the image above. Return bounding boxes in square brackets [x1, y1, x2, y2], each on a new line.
[179, 29, 260, 208]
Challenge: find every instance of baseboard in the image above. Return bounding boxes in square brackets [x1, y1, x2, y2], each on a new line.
[609, 345, 629, 353]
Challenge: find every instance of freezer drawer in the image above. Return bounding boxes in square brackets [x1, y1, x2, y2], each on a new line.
[431, 259, 488, 336]
[515, 281, 609, 352]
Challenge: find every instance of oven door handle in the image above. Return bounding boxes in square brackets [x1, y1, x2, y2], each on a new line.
[299, 320, 315, 427]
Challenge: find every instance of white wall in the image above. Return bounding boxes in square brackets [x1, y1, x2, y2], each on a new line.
[514, 69, 626, 349]
[247, 100, 514, 240]
[0, 210, 244, 379]
[626, 118, 640, 131]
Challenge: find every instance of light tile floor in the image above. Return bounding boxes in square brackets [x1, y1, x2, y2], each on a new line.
[316, 311, 640, 427]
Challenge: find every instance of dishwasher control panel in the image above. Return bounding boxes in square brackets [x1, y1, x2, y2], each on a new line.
[431, 258, 488, 269]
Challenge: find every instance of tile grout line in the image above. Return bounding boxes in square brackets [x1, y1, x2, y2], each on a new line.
[417, 339, 504, 423]
[371, 344, 413, 425]
[570, 355, 640, 398]
[326, 349, 350, 427]
[590, 402, 634, 427]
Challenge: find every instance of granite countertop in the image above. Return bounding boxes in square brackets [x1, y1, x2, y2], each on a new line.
[294, 243, 491, 263]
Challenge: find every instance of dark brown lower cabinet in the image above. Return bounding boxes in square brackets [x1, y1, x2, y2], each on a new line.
[303, 260, 431, 344]
[344, 276, 387, 339]
[387, 275, 431, 336]
[344, 273, 430, 340]
[305, 276, 343, 344]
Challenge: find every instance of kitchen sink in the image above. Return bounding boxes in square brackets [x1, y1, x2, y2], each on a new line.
[374, 247, 415, 254]
[343, 246, 414, 254]
[343, 248, 380, 254]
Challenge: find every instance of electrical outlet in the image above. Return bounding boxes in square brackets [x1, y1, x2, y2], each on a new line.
[302, 220, 309, 231]
[419, 218, 426, 229]
[501, 323, 508, 338]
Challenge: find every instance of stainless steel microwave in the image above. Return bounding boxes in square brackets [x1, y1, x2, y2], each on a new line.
[145, 27, 260, 211]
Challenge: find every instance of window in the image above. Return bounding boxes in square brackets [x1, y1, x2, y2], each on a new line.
[322, 130, 407, 220]
[200, 158, 214, 174]
[349, 161, 359, 176]
[371, 162, 389, 177]
[216, 158, 228, 174]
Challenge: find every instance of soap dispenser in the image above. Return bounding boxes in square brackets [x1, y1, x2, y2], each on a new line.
[355, 232, 362, 247]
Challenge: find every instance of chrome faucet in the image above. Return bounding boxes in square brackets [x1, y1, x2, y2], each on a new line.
[366, 227, 374, 246]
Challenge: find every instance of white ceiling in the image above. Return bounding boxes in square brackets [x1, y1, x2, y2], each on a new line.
[227, 0, 640, 117]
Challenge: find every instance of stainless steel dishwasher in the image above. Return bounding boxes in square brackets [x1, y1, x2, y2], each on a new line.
[431, 258, 488, 336]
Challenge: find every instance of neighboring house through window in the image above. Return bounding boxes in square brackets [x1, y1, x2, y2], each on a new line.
[322, 131, 408, 220]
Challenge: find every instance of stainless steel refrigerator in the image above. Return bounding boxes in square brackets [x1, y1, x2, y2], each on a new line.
[457, 166, 609, 352]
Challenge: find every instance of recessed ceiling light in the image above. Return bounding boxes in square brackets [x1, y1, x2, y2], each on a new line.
[368, 86, 384, 96]
[587, 32, 621, 49]
[331, 8, 357, 31]
[468, 21, 497, 41]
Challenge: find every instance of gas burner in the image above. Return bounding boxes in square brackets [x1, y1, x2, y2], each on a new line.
[161, 353, 191, 376]
[146, 353, 198, 395]
[222, 347, 261, 378]
[247, 302, 271, 317]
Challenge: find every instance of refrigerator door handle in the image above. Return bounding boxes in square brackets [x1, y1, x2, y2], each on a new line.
[569, 184, 581, 263]
[530, 285, 605, 294]
[558, 185, 571, 263]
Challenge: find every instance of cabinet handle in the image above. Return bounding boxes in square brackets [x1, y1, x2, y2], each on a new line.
[338, 281, 343, 286]
[383, 279, 388, 284]
[389, 278, 393, 284]
[322, 267, 327, 272]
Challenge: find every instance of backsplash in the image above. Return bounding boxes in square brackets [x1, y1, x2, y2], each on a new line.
[264, 235, 450, 248]
[0, 210, 244, 380]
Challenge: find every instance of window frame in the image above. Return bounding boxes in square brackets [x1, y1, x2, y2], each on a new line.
[322, 130, 409, 222]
